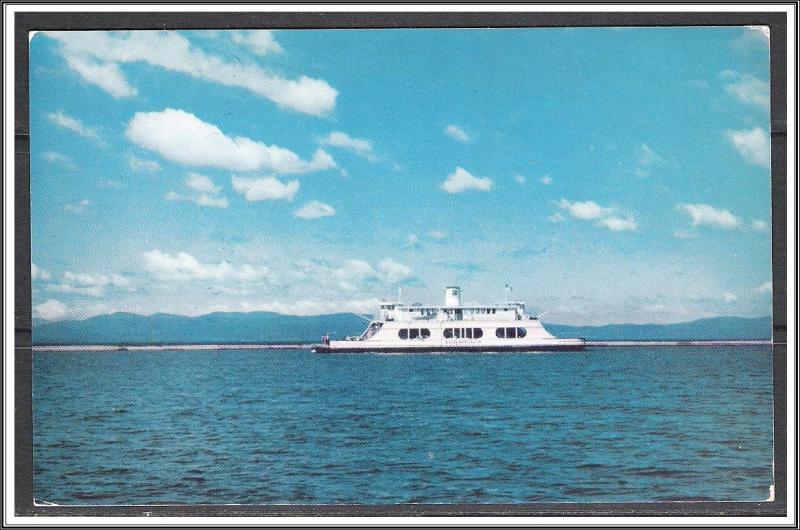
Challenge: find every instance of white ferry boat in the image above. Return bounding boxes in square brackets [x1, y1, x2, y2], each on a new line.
[312, 286, 585, 353]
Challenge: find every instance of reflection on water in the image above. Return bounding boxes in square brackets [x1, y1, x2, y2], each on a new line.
[33, 346, 773, 504]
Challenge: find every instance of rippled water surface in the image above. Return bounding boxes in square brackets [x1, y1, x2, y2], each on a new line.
[33, 346, 773, 505]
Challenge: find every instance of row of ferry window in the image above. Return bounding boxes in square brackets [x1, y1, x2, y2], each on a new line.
[396, 327, 528, 339]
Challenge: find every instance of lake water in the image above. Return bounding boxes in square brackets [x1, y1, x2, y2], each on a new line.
[33, 346, 774, 505]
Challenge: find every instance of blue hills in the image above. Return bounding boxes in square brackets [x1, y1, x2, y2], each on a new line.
[31, 312, 772, 345]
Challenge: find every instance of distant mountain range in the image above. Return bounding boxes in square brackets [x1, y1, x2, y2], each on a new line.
[31, 312, 772, 345]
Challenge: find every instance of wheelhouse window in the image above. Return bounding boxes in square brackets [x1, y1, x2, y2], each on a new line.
[443, 328, 453, 338]
[399, 329, 408, 339]
[495, 327, 528, 339]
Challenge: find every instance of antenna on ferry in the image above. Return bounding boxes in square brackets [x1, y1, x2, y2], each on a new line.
[504, 284, 512, 303]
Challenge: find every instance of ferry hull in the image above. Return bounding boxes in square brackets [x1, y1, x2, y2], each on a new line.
[312, 342, 586, 354]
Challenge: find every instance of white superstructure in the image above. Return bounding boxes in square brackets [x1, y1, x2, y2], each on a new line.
[313, 286, 585, 353]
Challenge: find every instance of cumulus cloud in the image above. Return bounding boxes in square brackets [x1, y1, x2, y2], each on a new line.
[599, 216, 638, 231]
[406, 234, 420, 247]
[635, 143, 666, 177]
[231, 175, 299, 202]
[46, 270, 133, 297]
[31, 263, 52, 281]
[230, 30, 283, 55]
[752, 219, 770, 232]
[377, 258, 413, 284]
[295, 257, 413, 290]
[64, 55, 138, 98]
[428, 230, 446, 240]
[441, 167, 493, 193]
[33, 299, 68, 320]
[128, 155, 162, 172]
[444, 124, 471, 143]
[126, 109, 336, 174]
[318, 131, 378, 161]
[166, 173, 229, 208]
[557, 199, 615, 220]
[294, 200, 336, 219]
[721, 70, 769, 111]
[44, 31, 337, 115]
[725, 127, 770, 168]
[143, 249, 274, 283]
[556, 199, 637, 231]
[239, 298, 383, 317]
[755, 281, 772, 294]
[539, 175, 552, 185]
[186, 172, 221, 194]
[46, 111, 101, 142]
[721, 291, 738, 303]
[676, 203, 740, 229]
[64, 199, 90, 213]
[514, 174, 526, 185]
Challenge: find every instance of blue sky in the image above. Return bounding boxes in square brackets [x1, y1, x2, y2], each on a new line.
[29, 27, 772, 325]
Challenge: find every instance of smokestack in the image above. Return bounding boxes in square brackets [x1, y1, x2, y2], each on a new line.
[444, 286, 461, 307]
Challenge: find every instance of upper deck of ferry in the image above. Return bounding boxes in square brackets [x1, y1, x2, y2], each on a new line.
[377, 286, 537, 322]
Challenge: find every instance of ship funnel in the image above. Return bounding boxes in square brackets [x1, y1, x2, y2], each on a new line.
[444, 286, 461, 307]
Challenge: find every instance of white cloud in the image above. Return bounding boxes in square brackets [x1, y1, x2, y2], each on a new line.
[42, 150, 77, 169]
[44, 31, 337, 115]
[126, 108, 336, 174]
[547, 212, 565, 223]
[185, 172, 221, 194]
[752, 219, 770, 232]
[294, 200, 336, 219]
[722, 291, 738, 303]
[31, 263, 52, 281]
[557, 199, 615, 220]
[725, 127, 770, 168]
[44, 271, 133, 298]
[33, 299, 68, 321]
[441, 167, 493, 193]
[64, 199, 90, 213]
[318, 131, 378, 161]
[46, 111, 101, 142]
[166, 173, 228, 207]
[64, 55, 138, 98]
[635, 143, 666, 177]
[128, 155, 162, 172]
[428, 230, 446, 240]
[143, 249, 273, 283]
[46, 284, 105, 297]
[557, 199, 637, 231]
[514, 174, 526, 185]
[239, 298, 383, 316]
[377, 258, 413, 284]
[599, 216, 638, 231]
[231, 175, 299, 202]
[230, 30, 283, 55]
[721, 71, 769, 111]
[676, 203, 740, 229]
[294, 257, 413, 290]
[755, 281, 772, 294]
[539, 175, 552, 185]
[444, 124, 471, 143]
[406, 234, 419, 247]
